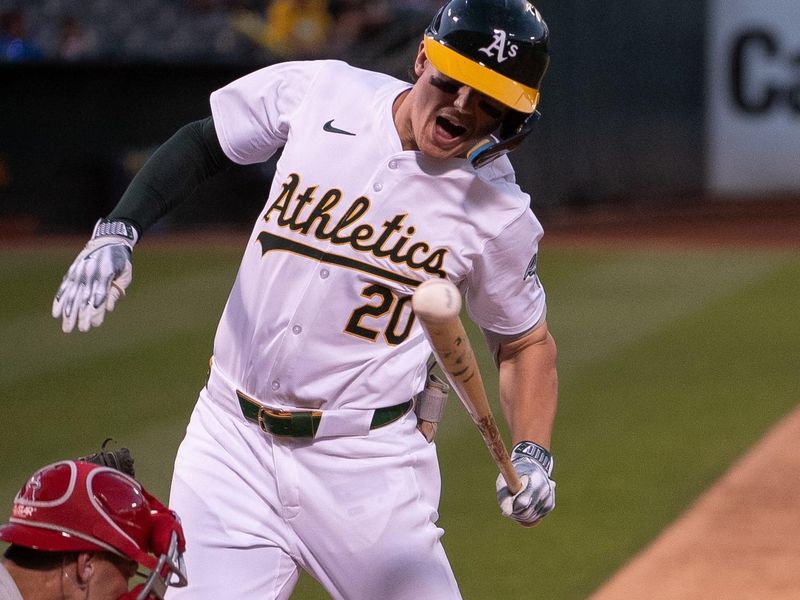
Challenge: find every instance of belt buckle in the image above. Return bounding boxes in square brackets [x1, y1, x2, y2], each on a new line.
[258, 407, 288, 436]
[256, 408, 269, 434]
[258, 407, 321, 437]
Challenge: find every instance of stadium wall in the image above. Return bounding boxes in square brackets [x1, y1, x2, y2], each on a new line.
[0, 1, 797, 232]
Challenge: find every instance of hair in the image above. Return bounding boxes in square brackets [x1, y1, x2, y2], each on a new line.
[4, 544, 134, 574]
[3, 544, 78, 571]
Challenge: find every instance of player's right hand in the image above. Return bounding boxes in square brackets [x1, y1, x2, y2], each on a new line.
[52, 218, 138, 333]
[496, 441, 556, 527]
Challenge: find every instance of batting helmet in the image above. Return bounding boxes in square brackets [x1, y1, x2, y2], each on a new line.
[423, 0, 550, 167]
[0, 460, 186, 599]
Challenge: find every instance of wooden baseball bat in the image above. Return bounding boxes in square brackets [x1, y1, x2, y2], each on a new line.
[412, 280, 522, 495]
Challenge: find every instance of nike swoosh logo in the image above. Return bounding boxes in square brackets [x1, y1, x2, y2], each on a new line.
[323, 119, 356, 136]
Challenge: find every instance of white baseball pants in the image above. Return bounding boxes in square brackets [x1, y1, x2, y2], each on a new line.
[165, 367, 462, 599]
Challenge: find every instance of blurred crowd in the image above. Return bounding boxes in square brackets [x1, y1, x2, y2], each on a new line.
[0, 0, 443, 67]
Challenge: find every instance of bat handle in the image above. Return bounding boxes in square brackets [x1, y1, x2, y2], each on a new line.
[475, 413, 524, 495]
[499, 453, 523, 495]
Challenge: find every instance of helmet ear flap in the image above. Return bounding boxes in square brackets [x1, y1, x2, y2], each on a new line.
[499, 110, 531, 139]
[469, 110, 541, 169]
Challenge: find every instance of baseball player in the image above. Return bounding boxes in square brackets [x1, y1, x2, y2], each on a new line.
[0, 460, 187, 600]
[51, 0, 558, 597]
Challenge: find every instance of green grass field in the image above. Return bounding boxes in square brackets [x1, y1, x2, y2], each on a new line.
[2, 238, 798, 599]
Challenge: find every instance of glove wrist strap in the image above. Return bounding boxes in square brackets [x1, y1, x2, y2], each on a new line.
[512, 441, 553, 476]
[92, 218, 139, 246]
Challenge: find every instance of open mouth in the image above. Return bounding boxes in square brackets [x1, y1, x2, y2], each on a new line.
[436, 116, 467, 140]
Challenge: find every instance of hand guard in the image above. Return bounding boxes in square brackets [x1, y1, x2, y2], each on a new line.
[414, 372, 449, 443]
[496, 441, 556, 527]
[77, 438, 136, 477]
[52, 218, 137, 333]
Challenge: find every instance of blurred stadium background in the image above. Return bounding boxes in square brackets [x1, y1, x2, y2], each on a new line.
[1, 0, 795, 235]
[1, 0, 798, 598]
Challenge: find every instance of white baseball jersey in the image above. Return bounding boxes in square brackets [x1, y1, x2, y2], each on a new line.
[209, 59, 546, 411]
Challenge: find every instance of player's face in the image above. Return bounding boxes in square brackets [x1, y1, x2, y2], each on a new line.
[398, 45, 508, 160]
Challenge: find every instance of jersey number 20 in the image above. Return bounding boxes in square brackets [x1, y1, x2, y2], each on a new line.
[345, 283, 416, 345]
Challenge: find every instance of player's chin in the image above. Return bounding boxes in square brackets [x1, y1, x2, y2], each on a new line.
[420, 123, 476, 160]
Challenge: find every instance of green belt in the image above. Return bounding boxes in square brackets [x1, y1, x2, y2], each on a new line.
[236, 391, 413, 438]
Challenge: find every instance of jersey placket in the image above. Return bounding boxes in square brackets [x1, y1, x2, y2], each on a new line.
[368, 156, 405, 201]
[264, 258, 331, 408]
[262, 159, 407, 409]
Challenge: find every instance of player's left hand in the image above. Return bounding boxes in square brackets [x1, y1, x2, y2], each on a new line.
[52, 218, 138, 333]
[496, 441, 556, 527]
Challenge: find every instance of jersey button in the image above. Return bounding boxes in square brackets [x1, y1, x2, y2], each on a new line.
[292, 325, 302, 335]
[388, 160, 398, 169]
[320, 268, 329, 279]
[373, 182, 383, 192]
[271, 380, 280, 391]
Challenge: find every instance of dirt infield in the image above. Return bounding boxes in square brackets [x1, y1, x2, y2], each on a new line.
[540, 197, 800, 248]
[588, 406, 800, 599]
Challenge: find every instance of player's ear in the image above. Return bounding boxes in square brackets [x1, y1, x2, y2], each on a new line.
[75, 552, 93, 587]
[62, 552, 94, 590]
[414, 41, 428, 78]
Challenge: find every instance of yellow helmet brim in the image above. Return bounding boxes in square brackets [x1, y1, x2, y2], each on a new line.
[423, 35, 540, 113]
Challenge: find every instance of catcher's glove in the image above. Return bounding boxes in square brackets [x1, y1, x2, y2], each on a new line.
[77, 438, 135, 477]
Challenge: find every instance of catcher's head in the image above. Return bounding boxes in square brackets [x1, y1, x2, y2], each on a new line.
[422, 0, 550, 167]
[0, 460, 187, 599]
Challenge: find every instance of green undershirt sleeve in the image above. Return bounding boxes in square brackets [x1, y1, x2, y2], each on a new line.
[108, 116, 233, 235]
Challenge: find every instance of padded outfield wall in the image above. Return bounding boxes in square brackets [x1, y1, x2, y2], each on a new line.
[706, 0, 800, 196]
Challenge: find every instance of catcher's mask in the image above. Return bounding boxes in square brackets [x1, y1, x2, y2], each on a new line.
[424, 0, 550, 167]
[0, 460, 187, 600]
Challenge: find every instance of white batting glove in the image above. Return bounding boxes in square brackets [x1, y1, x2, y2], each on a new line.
[52, 218, 138, 333]
[496, 441, 556, 527]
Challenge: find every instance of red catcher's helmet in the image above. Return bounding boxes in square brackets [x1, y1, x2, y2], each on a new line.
[0, 460, 186, 599]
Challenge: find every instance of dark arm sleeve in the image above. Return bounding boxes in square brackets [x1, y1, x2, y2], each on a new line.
[108, 116, 234, 235]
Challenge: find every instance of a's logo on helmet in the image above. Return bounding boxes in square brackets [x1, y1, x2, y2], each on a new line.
[478, 29, 518, 64]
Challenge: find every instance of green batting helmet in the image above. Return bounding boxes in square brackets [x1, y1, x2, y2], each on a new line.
[424, 0, 550, 166]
